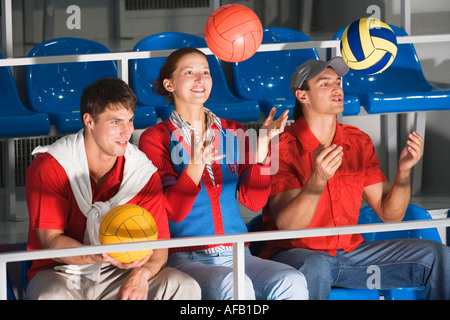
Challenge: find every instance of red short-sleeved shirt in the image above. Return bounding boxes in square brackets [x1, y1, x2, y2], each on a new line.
[25, 153, 170, 281]
[260, 117, 387, 258]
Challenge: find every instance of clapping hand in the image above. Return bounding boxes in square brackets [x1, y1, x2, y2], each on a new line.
[190, 130, 225, 165]
[257, 107, 289, 164]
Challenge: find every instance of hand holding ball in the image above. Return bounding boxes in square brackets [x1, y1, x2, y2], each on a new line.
[205, 4, 263, 62]
[99, 204, 158, 263]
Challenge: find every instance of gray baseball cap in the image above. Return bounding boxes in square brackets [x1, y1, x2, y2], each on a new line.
[289, 57, 349, 96]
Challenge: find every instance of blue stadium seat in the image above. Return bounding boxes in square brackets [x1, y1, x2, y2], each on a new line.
[358, 203, 441, 300]
[328, 288, 380, 300]
[246, 214, 379, 300]
[358, 204, 441, 242]
[0, 53, 50, 137]
[130, 32, 260, 122]
[333, 25, 450, 114]
[26, 37, 156, 133]
[232, 27, 361, 119]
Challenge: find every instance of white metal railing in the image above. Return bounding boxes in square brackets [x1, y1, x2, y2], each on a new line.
[1, 218, 450, 300]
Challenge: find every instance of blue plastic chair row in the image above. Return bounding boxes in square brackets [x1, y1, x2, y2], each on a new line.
[130, 32, 260, 122]
[26, 37, 157, 133]
[134, 24, 449, 121]
[232, 27, 361, 118]
[130, 28, 360, 121]
[5, 22, 450, 136]
[246, 204, 441, 300]
[22, 34, 260, 135]
[0, 52, 50, 138]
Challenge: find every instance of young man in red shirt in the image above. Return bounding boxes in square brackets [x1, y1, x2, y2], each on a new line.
[260, 57, 450, 299]
[25, 77, 200, 300]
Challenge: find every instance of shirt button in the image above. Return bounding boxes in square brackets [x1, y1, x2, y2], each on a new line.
[335, 216, 341, 221]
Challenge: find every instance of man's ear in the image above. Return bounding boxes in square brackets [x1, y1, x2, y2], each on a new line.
[83, 113, 94, 129]
[295, 89, 308, 103]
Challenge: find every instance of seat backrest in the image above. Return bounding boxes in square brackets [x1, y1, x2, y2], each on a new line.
[130, 32, 234, 108]
[232, 27, 319, 101]
[26, 37, 117, 114]
[358, 204, 442, 242]
[333, 24, 432, 95]
[0, 52, 31, 116]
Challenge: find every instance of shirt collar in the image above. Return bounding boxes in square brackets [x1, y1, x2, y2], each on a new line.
[90, 156, 123, 201]
[170, 107, 225, 144]
[291, 116, 352, 152]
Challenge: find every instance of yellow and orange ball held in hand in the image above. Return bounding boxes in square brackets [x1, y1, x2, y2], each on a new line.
[99, 204, 158, 263]
[205, 4, 263, 62]
[340, 17, 397, 74]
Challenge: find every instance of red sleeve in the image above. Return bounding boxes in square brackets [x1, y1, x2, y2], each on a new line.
[134, 173, 171, 240]
[138, 123, 201, 223]
[26, 153, 72, 231]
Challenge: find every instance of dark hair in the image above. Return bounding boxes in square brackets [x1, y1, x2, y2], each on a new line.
[293, 80, 309, 121]
[80, 77, 137, 125]
[153, 47, 207, 105]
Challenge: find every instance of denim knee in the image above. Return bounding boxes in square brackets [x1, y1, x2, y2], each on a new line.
[273, 248, 332, 299]
[203, 267, 256, 300]
[270, 267, 309, 300]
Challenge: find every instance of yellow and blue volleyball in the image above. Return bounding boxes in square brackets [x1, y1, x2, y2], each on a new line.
[99, 204, 158, 263]
[340, 17, 397, 74]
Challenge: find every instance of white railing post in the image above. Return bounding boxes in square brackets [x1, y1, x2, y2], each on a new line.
[1, 0, 13, 58]
[0, 261, 7, 300]
[401, 0, 412, 35]
[117, 58, 129, 84]
[210, 0, 220, 12]
[233, 241, 246, 300]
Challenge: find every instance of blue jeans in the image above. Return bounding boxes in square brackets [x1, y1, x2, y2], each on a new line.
[167, 247, 308, 300]
[273, 239, 450, 300]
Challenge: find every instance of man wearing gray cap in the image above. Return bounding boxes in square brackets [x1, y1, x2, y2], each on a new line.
[258, 57, 450, 299]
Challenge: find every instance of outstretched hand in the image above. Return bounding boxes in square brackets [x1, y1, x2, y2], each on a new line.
[398, 131, 423, 173]
[257, 107, 289, 164]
